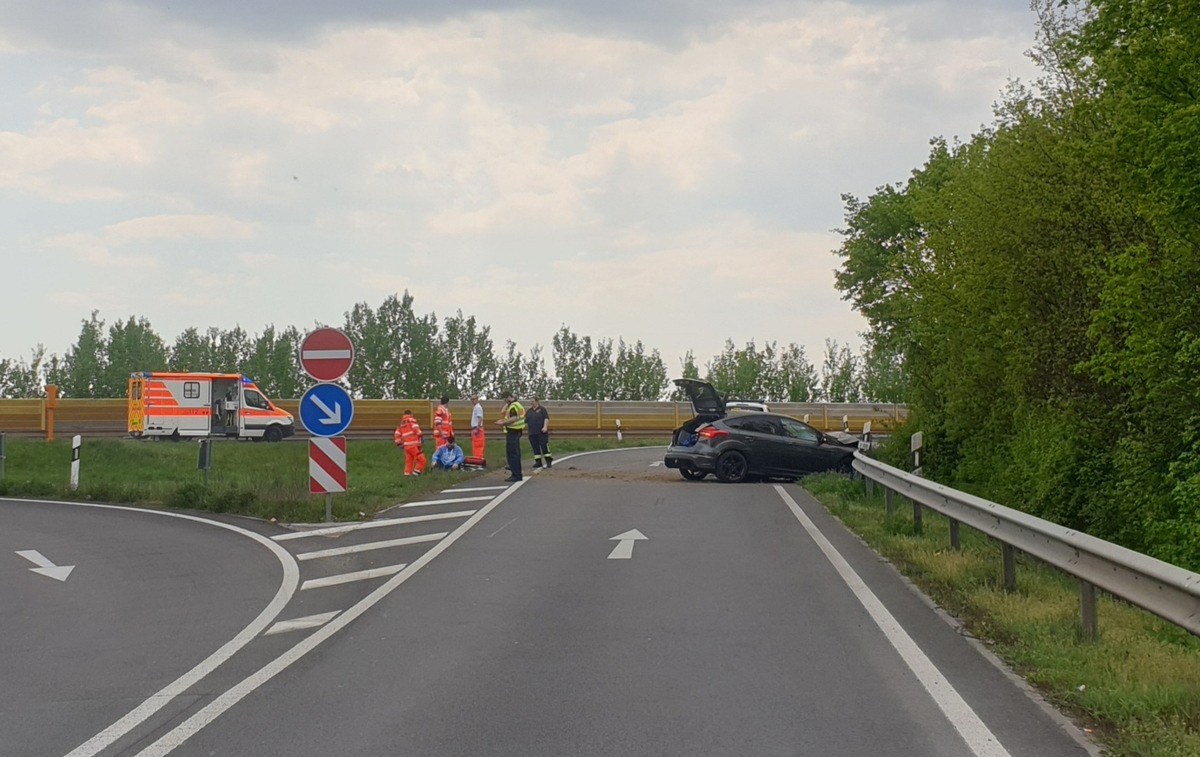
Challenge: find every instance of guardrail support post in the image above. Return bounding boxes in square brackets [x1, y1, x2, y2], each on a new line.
[910, 431, 924, 534]
[885, 487, 894, 518]
[1079, 580, 1099, 642]
[1002, 544, 1017, 592]
[949, 520, 960, 550]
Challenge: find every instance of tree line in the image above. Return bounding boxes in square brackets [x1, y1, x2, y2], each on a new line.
[0, 291, 900, 403]
[833, 1, 1200, 568]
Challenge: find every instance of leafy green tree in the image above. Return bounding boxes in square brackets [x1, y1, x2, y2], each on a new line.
[773, 343, 820, 402]
[857, 337, 906, 403]
[170, 327, 217, 372]
[440, 310, 497, 398]
[820, 339, 860, 402]
[243, 325, 304, 398]
[610, 339, 668, 400]
[492, 340, 551, 399]
[60, 311, 108, 397]
[103, 316, 168, 396]
[551, 326, 594, 400]
[0, 346, 48, 398]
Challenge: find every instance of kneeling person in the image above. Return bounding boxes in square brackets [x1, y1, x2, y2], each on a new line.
[432, 434, 465, 470]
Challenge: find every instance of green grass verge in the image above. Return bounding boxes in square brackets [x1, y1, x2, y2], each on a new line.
[803, 473, 1200, 757]
[0, 435, 666, 522]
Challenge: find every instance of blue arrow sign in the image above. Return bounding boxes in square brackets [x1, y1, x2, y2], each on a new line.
[300, 383, 354, 437]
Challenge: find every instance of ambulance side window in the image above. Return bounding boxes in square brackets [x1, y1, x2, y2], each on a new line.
[244, 390, 269, 410]
[183, 382, 200, 399]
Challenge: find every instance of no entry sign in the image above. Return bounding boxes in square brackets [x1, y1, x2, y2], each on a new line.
[300, 327, 354, 382]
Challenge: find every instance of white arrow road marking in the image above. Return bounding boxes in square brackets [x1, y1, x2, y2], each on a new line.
[607, 529, 648, 560]
[264, 612, 341, 636]
[301, 565, 407, 590]
[16, 549, 75, 582]
[308, 394, 343, 425]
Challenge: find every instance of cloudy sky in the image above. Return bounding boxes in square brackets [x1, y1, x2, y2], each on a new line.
[0, 0, 1041, 378]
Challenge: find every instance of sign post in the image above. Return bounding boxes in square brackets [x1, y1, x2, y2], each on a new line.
[70, 435, 81, 490]
[299, 328, 355, 522]
[198, 439, 213, 490]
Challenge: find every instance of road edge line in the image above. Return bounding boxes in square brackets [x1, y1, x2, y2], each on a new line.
[772, 485, 1012, 757]
[0, 498, 303, 757]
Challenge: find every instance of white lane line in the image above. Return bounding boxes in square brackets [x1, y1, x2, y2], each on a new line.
[296, 532, 448, 561]
[649, 461, 663, 467]
[264, 612, 340, 636]
[447, 486, 510, 492]
[773, 485, 1011, 757]
[400, 495, 494, 508]
[131, 473, 536, 757]
[24, 501, 301, 757]
[130, 448, 648, 757]
[301, 564, 407, 590]
[273, 510, 476, 541]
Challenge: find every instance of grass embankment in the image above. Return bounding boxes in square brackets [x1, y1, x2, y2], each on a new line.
[0, 436, 665, 522]
[803, 474, 1200, 757]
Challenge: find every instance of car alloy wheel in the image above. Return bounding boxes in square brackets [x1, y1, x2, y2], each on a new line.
[715, 450, 749, 483]
[680, 466, 707, 481]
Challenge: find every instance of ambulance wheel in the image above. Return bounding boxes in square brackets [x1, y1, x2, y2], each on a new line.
[264, 426, 283, 443]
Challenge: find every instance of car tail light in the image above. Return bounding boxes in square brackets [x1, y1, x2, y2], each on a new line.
[698, 426, 728, 440]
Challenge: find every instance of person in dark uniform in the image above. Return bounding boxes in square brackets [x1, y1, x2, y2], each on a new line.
[526, 396, 551, 469]
[494, 391, 526, 482]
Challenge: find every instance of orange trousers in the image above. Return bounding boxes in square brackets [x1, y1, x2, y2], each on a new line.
[404, 446, 426, 475]
[471, 426, 486, 458]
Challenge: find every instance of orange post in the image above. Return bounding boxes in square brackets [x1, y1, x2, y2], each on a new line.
[46, 384, 58, 442]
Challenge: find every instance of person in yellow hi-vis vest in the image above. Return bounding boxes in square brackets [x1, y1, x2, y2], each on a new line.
[494, 391, 526, 482]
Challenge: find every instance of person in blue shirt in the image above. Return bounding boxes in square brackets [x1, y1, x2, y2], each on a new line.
[432, 434, 465, 470]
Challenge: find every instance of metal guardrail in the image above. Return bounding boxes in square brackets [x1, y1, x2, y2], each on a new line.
[0, 398, 907, 438]
[852, 452, 1200, 639]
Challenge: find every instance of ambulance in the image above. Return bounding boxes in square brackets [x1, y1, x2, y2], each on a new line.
[127, 372, 296, 442]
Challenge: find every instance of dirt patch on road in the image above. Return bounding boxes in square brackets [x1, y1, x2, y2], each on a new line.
[550, 466, 681, 484]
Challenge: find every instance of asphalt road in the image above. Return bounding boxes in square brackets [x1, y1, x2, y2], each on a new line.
[88, 446, 1095, 757]
[0, 499, 292, 757]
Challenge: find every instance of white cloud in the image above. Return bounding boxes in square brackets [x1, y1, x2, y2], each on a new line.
[0, 1, 1040, 374]
[104, 214, 258, 241]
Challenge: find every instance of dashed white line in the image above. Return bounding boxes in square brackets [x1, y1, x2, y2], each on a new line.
[273, 510, 477, 541]
[264, 612, 340, 636]
[400, 495, 494, 508]
[296, 532, 447, 561]
[301, 564, 408, 590]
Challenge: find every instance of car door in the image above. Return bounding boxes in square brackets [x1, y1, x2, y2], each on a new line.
[776, 417, 828, 474]
[734, 415, 789, 474]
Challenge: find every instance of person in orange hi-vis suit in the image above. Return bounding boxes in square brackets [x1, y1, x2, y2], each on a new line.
[394, 410, 427, 476]
[433, 395, 453, 451]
